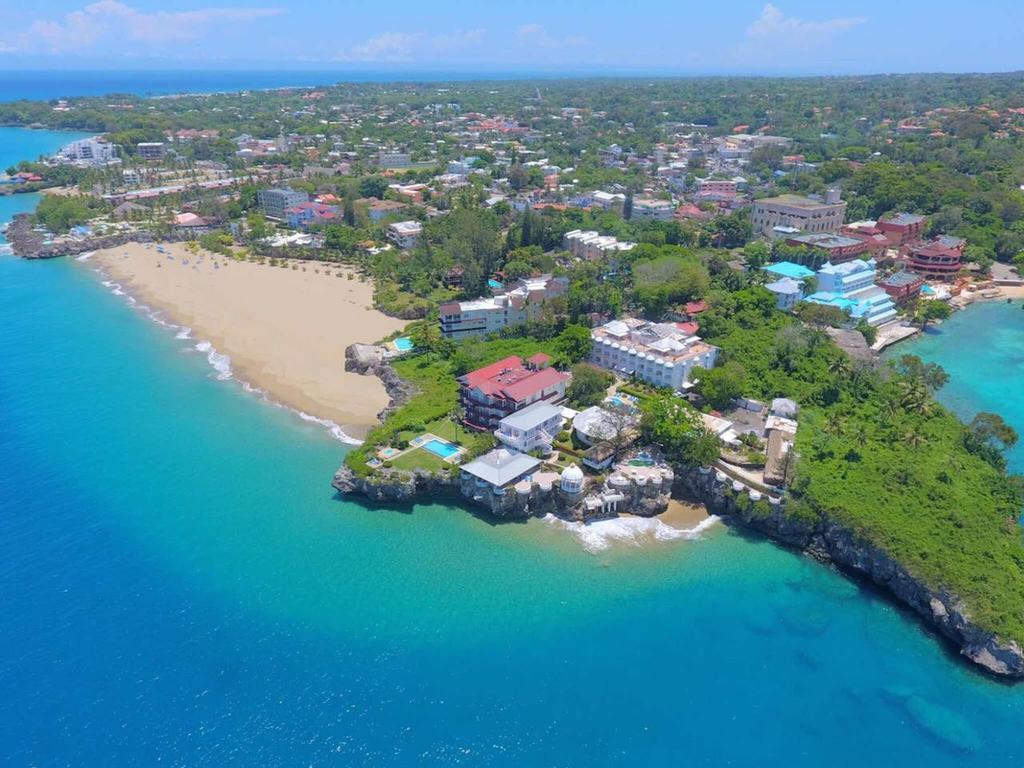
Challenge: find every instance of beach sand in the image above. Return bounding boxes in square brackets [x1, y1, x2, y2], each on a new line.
[89, 242, 407, 441]
[661, 496, 718, 530]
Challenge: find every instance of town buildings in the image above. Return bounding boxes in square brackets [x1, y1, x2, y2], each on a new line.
[458, 354, 570, 429]
[494, 401, 565, 453]
[257, 187, 309, 220]
[377, 150, 412, 169]
[439, 275, 569, 339]
[879, 271, 925, 304]
[136, 142, 166, 161]
[562, 230, 636, 261]
[285, 202, 339, 229]
[783, 232, 871, 263]
[54, 137, 117, 166]
[906, 236, 964, 278]
[589, 319, 719, 391]
[805, 259, 898, 326]
[387, 220, 423, 249]
[751, 190, 846, 237]
[631, 198, 675, 220]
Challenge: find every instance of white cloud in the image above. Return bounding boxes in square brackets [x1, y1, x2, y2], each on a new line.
[728, 4, 866, 66]
[20, 1, 284, 53]
[338, 29, 487, 62]
[516, 24, 587, 49]
[747, 3, 866, 41]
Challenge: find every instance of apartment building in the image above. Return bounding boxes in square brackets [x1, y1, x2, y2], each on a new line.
[589, 318, 719, 392]
[752, 190, 846, 237]
[439, 275, 569, 339]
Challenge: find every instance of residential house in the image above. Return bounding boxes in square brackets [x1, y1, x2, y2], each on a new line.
[783, 232, 871, 263]
[495, 401, 565, 453]
[459, 355, 570, 430]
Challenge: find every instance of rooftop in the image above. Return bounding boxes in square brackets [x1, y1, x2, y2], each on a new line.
[763, 261, 815, 280]
[498, 401, 563, 431]
[756, 194, 843, 210]
[461, 448, 541, 487]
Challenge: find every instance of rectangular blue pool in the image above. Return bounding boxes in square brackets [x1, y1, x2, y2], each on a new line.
[393, 337, 414, 352]
[423, 439, 459, 459]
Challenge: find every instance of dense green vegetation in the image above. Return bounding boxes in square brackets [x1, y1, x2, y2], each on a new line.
[696, 288, 1024, 644]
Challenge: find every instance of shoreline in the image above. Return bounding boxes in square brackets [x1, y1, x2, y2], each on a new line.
[85, 242, 407, 442]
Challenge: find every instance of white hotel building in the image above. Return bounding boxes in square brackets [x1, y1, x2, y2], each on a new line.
[590, 318, 719, 391]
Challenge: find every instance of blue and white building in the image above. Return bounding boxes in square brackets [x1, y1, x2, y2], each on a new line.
[805, 259, 897, 326]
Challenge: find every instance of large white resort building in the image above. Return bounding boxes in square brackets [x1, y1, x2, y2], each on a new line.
[590, 319, 719, 391]
[439, 275, 569, 339]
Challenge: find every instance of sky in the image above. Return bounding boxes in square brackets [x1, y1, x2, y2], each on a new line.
[1, 0, 1022, 75]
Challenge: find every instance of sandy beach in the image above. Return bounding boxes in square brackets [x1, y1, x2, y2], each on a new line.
[88, 242, 407, 441]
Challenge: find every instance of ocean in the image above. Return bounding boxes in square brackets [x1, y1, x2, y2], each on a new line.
[0, 70, 565, 103]
[888, 301, 1024, 473]
[3, 128, 1024, 765]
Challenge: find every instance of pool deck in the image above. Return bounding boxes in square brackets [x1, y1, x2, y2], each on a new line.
[378, 432, 466, 465]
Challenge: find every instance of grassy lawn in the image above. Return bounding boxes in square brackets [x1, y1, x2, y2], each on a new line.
[389, 447, 451, 473]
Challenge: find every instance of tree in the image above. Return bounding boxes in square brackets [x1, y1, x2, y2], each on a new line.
[640, 394, 720, 467]
[565, 364, 613, 408]
[554, 325, 593, 365]
[917, 300, 952, 327]
[410, 322, 441, 353]
[358, 175, 388, 199]
[623, 189, 634, 220]
[964, 412, 1019, 470]
[742, 240, 771, 269]
[692, 361, 746, 411]
[246, 212, 270, 241]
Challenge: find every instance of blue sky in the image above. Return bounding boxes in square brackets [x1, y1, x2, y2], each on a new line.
[1, 0, 1022, 75]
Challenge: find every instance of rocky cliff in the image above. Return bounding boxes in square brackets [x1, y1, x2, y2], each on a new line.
[676, 466, 1024, 679]
[7, 213, 192, 259]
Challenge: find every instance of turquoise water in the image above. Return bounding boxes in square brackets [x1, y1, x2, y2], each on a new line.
[424, 438, 460, 459]
[393, 336, 414, 352]
[3, 129, 1024, 764]
[889, 300, 1024, 473]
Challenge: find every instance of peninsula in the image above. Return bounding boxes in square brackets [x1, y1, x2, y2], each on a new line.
[5, 74, 1024, 678]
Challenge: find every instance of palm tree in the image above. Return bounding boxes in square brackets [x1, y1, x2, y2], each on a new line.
[903, 427, 928, 450]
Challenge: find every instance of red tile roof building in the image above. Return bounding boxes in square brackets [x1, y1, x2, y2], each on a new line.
[459, 356, 570, 430]
[906, 238, 964, 279]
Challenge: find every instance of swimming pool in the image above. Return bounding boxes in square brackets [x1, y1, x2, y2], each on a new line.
[393, 337, 414, 352]
[424, 439, 460, 459]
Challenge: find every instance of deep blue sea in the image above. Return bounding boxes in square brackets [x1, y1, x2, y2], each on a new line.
[0, 70, 564, 103]
[3, 128, 1024, 765]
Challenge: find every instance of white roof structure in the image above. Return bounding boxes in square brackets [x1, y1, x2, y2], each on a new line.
[572, 406, 619, 443]
[460, 448, 541, 487]
[498, 401, 563, 432]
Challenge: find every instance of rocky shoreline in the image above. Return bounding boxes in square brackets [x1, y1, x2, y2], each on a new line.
[5, 213, 194, 260]
[335, 341, 1024, 679]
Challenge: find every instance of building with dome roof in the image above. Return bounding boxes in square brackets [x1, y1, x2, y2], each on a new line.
[560, 464, 585, 495]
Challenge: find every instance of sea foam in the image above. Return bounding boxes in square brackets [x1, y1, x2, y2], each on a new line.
[545, 513, 719, 553]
